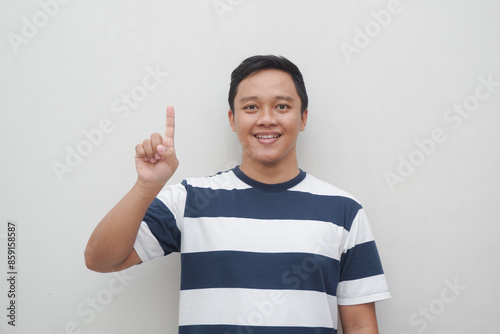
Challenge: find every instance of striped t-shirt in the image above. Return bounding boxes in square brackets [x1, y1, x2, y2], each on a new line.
[134, 166, 391, 334]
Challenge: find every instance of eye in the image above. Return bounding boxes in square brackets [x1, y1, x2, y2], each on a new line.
[276, 104, 289, 111]
[243, 105, 258, 111]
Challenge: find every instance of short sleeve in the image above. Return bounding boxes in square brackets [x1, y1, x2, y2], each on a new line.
[134, 182, 187, 262]
[337, 208, 391, 305]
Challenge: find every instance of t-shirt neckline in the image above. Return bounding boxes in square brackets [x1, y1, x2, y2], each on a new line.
[233, 165, 306, 192]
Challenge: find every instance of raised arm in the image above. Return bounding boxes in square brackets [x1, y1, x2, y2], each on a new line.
[84, 106, 179, 273]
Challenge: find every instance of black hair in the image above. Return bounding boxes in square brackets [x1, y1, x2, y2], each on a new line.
[228, 55, 308, 114]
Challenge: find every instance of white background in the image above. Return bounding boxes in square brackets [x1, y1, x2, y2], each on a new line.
[1, 0, 499, 333]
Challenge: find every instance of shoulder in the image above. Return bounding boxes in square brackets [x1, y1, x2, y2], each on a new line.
[291, 173, 366, 231]
[292, 173, 361, 205]
[181, 168, 249, 191]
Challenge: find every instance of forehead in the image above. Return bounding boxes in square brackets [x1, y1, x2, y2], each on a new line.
[235, 69, 297, 99]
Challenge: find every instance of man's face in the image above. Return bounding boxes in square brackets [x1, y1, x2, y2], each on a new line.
[228, 69, 308, 169]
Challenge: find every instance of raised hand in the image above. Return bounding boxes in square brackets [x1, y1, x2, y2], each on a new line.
[135, 106, 179, 188]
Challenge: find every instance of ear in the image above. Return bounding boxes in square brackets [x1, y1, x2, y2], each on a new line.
[228, 109, 236, 132]
[300, 109, 308, 131]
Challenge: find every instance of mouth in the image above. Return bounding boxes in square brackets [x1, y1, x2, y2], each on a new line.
[254, 133, 281, 144]
[254, 134, 281, 139]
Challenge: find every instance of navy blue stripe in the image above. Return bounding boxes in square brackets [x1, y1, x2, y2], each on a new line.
[181, 251, 339, 295]
[339, 241, 384, 282]
[142, 197, 181, 254]
[183, 186, 361, 231]
[179, 325, 336, 334]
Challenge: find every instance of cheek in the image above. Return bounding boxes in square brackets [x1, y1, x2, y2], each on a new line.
[234, 122, 243, 133]
[234, 118, 251, 133]
[233, 124, 245, 140]
[287, 117, 304, 132]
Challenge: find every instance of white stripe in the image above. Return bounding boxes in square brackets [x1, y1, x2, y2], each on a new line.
[134, 222, 164, 261]
[181, 217, 344, 260]
[185, 170, 250, 190]
[337, 274, 391, 305]
[179, 288, 337, 328]
[342, 209, 375, 252]
[156, 183, 187, 231]
[290, 174, 359, 200]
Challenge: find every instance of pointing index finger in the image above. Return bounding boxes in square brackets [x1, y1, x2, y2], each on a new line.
[165, 105, 175, 143]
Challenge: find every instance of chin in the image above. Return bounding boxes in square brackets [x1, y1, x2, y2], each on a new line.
[256, 156, 283, 165]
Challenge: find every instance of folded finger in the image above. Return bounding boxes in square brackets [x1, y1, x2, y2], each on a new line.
[135, 144, 149, 161]
[141, 139, 157, 162]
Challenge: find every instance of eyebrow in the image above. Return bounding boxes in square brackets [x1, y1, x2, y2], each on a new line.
[239, 95, 295, 102]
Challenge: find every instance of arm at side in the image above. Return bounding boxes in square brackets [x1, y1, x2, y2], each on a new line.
[338, 302, 379, 334]
[84, 180, 163, 273]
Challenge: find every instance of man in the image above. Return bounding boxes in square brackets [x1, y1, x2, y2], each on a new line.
[85, 55, 391, 333]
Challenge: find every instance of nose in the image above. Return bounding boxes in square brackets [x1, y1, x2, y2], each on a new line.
[256, 107, 278, 126]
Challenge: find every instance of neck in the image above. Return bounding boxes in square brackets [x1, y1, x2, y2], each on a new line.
[239, 159, 300, 184]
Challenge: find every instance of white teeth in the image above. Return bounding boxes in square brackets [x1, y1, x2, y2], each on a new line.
[256, 135, 280, 139]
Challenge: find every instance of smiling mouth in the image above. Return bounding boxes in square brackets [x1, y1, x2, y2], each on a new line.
[255, 134, 281, 139]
